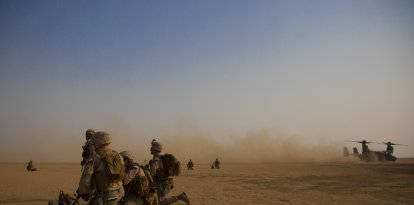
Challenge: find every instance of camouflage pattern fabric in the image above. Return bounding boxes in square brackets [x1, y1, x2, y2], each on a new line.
[78, 132, 125, 205]
[78, 159, 94, 194]
[48, 190, 79, 205]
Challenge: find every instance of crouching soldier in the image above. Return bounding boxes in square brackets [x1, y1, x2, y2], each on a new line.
[120, 151, 157, 205]
[148, 139, 190, 205]
[78, 131, 125, 205]
[27, 160, 37, 171]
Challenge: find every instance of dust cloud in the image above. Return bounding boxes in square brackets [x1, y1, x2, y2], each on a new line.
[0, 119, 342, 163]
[103, 119, 342, 164]
[147, 127, 342, 164]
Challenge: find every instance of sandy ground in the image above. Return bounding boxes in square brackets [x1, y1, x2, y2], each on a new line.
[1, 159, 413, 205]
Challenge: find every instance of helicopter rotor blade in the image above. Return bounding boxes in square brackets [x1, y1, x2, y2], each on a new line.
[346, 140, 373, 144]
[346, 140, 363, 143]
[382, 142, 408, 146]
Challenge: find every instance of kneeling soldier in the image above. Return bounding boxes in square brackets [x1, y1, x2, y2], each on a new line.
[120, 151, 157, 205]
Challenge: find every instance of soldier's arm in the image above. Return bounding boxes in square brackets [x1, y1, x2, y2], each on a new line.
[123, 168, 139, 185]
[140, 165, 154, 185]
[148, 159, 159, 177]
[137, 168, 148, 183]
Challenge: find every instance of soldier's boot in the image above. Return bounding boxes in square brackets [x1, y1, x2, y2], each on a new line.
[178, 192, 191, 205]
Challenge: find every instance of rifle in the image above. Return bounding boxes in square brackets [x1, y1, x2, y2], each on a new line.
[71, 194, 80, 205]
[71, 189, 81, 205]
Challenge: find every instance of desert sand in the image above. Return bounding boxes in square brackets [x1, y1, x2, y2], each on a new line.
[1, 159, 413, 205]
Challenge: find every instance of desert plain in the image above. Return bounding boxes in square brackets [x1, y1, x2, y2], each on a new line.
[1, 159, 414, 205]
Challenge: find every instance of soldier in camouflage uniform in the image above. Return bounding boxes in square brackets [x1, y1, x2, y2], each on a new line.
[148, 139, 190, 205]
[78, 129, 96, 197]
[81, 129, 96, 167]
[120, 151, 157, 205]
[78, 131, 125, 205]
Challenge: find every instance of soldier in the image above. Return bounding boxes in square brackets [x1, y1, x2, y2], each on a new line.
[148, 139, 190, 205]
[120, 151, 156, 205]
[78, 129, 96, 199]
[213, 158, 220, 169]
[81, 129, 96, 167]
[26, 160, 37, 171]
[78, 131, 125, 205]
[187, 159, 194, 170]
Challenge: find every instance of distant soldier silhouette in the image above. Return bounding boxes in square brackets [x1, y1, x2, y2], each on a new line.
[212, 158, 220, 169]
[26, 160, 37, 171]
[120, 150, 157, 205]
[148, 139, 190, 205]
[187, 159, 194, 170]
[78, 131, 125, 205]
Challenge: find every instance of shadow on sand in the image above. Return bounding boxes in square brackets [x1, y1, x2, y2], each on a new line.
[0, 198, 50, 204]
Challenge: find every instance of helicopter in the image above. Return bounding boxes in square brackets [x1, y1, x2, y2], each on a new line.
[343, 140, 406, 162]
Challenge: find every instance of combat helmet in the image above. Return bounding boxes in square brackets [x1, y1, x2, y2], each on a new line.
[93, 131, 111, 146]
[151, 139, 162, 153]
[85, 129, 95, 140]
[120, 151, 134, 162]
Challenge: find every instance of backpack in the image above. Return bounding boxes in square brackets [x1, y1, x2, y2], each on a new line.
[103, 150, 125, 181]
[161, 153, 181, 176]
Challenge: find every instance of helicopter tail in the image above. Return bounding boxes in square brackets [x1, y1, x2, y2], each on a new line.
[353, 147, 359, 155]
[343, 147, 350, 157]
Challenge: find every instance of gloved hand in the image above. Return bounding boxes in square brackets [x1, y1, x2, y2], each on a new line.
[79, 193, 89, 201]
[76, 188, 89, 201]
[149, 187, 157, 193]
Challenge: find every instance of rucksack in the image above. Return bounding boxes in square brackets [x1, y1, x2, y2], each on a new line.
[161, 153, 181, 176]
[102, 150, 125, 181]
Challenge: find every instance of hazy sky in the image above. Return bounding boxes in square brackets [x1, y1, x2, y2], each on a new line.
[1, 0, 413, 162]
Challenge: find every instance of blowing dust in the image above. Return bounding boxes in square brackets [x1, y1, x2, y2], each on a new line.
[144, 128, 342, 164]
[0, 119, 342, 163]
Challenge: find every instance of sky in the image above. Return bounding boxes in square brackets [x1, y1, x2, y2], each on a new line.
[0, 0, 413, 162]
